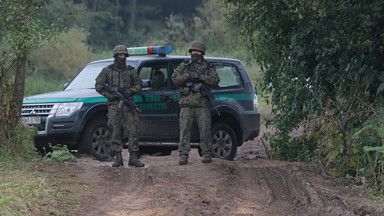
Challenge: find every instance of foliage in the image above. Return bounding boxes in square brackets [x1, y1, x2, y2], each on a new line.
[43, 144, 77, 162]
[37, 0, 203, 50]
[353, 112, 384, 191]
[30, 27, 94, 80]
[25, 0, 262, 96]
[24, 72, 66, 97]
[0, 161, 86, 215]
[267, 130, 319, 162]
[0, 123, 37, 162]
[0, 0, 60, 142]
[222, 0, 384, 188]
[37, 0, 87, 29]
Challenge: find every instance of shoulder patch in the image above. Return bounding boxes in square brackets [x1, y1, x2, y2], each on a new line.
[108, 64, 114, 70]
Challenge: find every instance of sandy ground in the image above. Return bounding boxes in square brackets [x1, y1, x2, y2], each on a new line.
[67, 136, 383, 216]
[40, 114, 381, 216]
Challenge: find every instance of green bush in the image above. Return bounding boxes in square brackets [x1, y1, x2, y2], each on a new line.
[24, 72, 67, 97]
[30, 27, 94, 80]
[223, 0, 384, 190]
[0, 123, 37, 163]
[43, 144, 77, 163]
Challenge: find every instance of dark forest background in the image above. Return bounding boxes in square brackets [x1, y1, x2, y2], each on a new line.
[26, 0, 259, 96]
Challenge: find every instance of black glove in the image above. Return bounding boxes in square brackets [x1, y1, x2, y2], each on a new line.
[191, 87, 199, 93]
[118, 87, 131, 98]
[106, 93, 118, 101]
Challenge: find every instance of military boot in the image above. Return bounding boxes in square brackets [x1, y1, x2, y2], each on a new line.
[178, 155, 188, 165]
[128, 151, 145, 167]
[202, 154, 212, 163]
[112, 151, 124, 167]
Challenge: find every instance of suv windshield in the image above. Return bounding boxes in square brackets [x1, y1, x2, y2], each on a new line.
[65, 61, 138, 90]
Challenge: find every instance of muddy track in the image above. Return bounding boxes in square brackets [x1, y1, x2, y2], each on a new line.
[75, 148, 381, 216]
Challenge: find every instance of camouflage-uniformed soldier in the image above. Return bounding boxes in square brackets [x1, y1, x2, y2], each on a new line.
[171, 41, 220, 165]
[95, 45, 144, 167]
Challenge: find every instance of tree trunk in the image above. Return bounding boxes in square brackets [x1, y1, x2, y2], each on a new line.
[0, 48, 27, 143]
[82, 0, 88, 8]
[13, 52, 27, 126]
[0, 2, 29, 143]
[128, 0, 137, 32]
[115, 0, 119, 26]
[90, 0, 99, 46]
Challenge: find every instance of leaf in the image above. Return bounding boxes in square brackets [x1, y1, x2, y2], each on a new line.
[0, 196, 15, 206]
[363, 146, 384, 154]
[353, 125, 384, 139]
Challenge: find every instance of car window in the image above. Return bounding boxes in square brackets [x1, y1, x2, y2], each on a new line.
[171, 60, 241, 89]
[139, 63, 168, 91]
[215, 65, 241, 88]
[65, 61, 137, 90]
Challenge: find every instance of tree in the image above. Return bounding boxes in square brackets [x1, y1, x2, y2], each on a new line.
[222, 0, 384, 175]
[0, 0, 58, 143]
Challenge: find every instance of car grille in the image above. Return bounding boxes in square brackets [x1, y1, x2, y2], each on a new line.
[22, 104, 55, 116]
[22, 103, 58, 131]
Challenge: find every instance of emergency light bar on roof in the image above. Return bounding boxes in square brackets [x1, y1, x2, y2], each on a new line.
[127, 46, 172, 56]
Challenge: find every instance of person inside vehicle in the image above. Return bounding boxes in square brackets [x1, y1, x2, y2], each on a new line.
[151, 70, 167, 90]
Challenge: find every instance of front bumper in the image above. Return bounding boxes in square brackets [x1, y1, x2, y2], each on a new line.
[240, 110, 261, 143]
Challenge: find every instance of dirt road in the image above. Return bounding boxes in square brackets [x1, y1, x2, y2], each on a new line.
[72, 138, 382, 216]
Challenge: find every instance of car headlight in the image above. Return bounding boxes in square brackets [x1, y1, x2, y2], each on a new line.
[56, 102, 83, 117]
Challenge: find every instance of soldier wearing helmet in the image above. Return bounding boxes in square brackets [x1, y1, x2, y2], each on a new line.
[171, 41, 220, 165]
[95, 45, 145, 167]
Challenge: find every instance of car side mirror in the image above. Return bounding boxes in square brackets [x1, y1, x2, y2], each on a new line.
[63, 83, 68, 90]
[142, 79, 152, 88]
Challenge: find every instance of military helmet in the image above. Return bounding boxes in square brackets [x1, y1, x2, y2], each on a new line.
[112, 45, 129, 57]
[188, 41, 205, 55]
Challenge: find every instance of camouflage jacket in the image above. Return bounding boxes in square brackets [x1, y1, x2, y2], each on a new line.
[95, 64, 142, 105]
[172, 58, 220, 108]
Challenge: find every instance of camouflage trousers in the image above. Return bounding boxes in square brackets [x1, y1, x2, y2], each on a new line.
[107, 104, 139, 153]
[178, 107, 212, 157]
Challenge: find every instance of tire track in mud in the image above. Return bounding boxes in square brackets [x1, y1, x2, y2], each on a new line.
[76, 150, 381, 216]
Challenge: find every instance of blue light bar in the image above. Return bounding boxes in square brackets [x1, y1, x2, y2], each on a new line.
[127, 46, 173, 56]
[149, 46, 173, 55]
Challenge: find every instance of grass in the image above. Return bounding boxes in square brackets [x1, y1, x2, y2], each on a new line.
[0, 160, 88, 216]
[0, 125, 88, 216]
[24, 73, 68, 97]
[0, 161, 57, 215]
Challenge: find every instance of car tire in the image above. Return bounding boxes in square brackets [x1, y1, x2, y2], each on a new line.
[211, 122, 237, 160]
[79, 118, 113, 161]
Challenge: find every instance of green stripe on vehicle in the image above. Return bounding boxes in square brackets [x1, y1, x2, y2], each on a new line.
[23, 94, 253, 104]
[133, 95, 143, 102]
[23, 98, 77, 104]
[215, 94, 254, 101]
[78, 97, 107, 103]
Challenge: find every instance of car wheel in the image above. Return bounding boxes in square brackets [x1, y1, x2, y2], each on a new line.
[79, 119, 113, 161]
[211, 122, 237, 160]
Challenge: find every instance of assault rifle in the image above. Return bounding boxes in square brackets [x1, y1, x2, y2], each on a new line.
[101, 84, 141, 112]
[193, 83, 220, 116]
[113, 91, 141, 113]
[184, 62, 220, 116]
